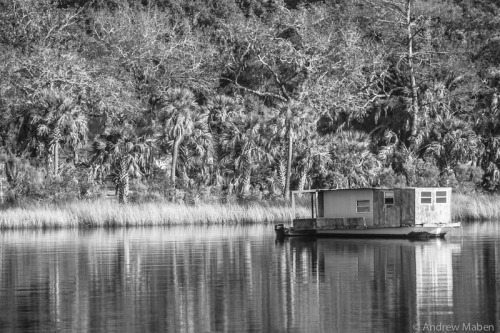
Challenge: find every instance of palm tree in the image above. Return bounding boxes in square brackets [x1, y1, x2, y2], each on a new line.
[207, 95, 241, 136]
[175, 110, 213, 189]
[155, 88, 199, 187]
[294, 133, 331, 192]
[426, 116, 482, 175]
[206, 95, 242, 187]
[377, 131, 416, 184]
[219, 110, 271, 197]
[469, 87, 500, 189]
[21, 89, 87, 176]
[270, 101, 315, 199]
[327, 131, 381, 189]
[90, 124, 150, 204]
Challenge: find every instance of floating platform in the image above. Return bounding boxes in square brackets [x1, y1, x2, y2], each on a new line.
[275, 222, 461, 239]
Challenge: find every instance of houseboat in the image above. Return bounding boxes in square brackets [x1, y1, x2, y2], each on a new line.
[275, 187, 461, 238]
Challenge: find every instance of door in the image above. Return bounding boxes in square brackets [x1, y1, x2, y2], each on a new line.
[373, 189, 402, 227]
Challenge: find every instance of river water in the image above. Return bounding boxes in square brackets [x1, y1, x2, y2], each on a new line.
[0, 222, 498, 333]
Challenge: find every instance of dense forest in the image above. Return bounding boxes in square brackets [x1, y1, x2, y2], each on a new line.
[0, 0, 499, 204]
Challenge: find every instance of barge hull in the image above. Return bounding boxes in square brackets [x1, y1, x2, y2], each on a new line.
[277, 223, 460, 239]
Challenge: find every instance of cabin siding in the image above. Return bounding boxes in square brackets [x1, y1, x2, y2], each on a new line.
[318, 191, 324, 218]
[400, 189, 416, 225]
[373, 189, 403, 227]
[415, 187, 452, 224]
[323, 189, 374, 226]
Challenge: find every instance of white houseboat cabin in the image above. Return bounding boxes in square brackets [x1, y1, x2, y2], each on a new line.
[278, 187, 460, 238]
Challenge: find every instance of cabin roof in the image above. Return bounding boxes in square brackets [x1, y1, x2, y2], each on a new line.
[292, 187, 451, 194]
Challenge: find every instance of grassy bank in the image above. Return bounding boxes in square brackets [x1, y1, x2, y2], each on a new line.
[452, 193, 500, 221]
[0, 192, 499, 229]
[0, 200, 310, 229]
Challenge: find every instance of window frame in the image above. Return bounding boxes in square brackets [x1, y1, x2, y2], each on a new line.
[384, 191, 395, 206]
[420, 191, 432, 204]
[436, 190, 447, 204]
[356, 200, 371, 213]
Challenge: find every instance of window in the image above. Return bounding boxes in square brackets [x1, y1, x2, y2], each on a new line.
[384, 191, 394, 205]
[421, 191, 432, 204]
[436, 191, 447, 203]
[356, 200, 370, 213]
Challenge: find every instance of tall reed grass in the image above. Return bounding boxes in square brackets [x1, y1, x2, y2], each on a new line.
[0, 200, 310, 229]
[452, 193, 500, 221]
[0, 192, 498, 229]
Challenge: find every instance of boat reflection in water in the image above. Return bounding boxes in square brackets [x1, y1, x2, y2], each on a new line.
[0, 225, 498, 332]
[275, 236, 464, 332]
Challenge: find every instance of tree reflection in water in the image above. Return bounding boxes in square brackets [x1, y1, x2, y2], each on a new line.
[0, 223, 498, 332]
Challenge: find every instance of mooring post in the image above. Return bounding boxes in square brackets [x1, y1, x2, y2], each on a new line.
[315, 191, 319, 219]
[311, 192, 314, 219]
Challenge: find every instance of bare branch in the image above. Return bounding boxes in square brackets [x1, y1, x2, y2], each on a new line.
[220, 77, 288, 102]
[257, 55, 291, 101]
[379, 0, 406, 18]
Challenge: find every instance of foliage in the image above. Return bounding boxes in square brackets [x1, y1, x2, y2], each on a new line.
[0, 154, 45, 203]
[1, 0, 500, 207]
[313, 131, 381, 189]
[90, 123, 150, 203]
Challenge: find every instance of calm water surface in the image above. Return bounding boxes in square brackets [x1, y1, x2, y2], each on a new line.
[0, 222, 499, 332]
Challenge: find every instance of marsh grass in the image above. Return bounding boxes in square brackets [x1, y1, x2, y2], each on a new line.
[452, 193, 500, 221]
[1, 192, 498, 229]
[0, 200, 310, 229]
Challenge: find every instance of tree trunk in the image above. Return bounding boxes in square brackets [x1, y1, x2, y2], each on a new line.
[53, 142, 59, 176]
[181, 165, 189, 188]
[296, 168, 308, 198]
[73, 148, 78, 165]
[284, 122, 293, 200]
[118, 156, 129, 204]
[147, 150, 154, 178]
[406, 0, 420, 149]
[171, 134, 183, 186]
[5, 156, 18, 186]
[241, 164, 251, 197]
[298, 169, 307, 192]
[491, 91, 498, 113]
[52, 127, 61, 177]
[277, 158, 286, 195]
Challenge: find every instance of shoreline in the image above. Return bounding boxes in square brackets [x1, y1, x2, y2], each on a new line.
[0, 200, 307, 229]
[0, 192, 498, 229]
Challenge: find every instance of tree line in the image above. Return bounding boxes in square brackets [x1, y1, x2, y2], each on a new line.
[0, 0, 499, 204]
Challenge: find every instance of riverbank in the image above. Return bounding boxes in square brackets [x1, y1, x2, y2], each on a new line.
[0, 192, 498, 229]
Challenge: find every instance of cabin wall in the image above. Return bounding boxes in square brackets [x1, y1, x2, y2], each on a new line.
[323, 190, 374, 226]
[373, 189, 399, 227]
[373, 189, 415, 227]
[414, 187, 452, 224]
[400, 189, 416, 225]
[318, 192, 324, 218]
